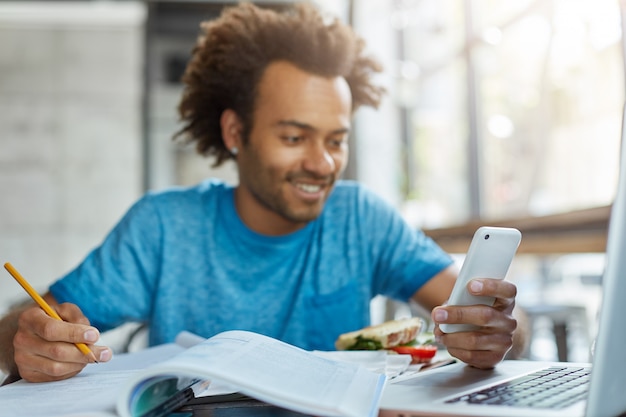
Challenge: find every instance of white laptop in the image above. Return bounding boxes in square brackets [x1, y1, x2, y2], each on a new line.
[380, 107, 626, 417]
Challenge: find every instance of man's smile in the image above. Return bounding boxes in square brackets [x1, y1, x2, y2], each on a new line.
[294, 182, 323, 193]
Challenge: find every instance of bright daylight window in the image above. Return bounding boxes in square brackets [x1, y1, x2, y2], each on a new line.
[395, 0, 624, 228]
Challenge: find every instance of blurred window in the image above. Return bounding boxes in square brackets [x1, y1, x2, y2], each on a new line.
[395, 0, 624, 227]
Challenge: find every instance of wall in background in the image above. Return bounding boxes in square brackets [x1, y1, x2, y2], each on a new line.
[0, 2, 146, 314]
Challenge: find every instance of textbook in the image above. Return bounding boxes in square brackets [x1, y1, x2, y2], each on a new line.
[0, 330, 386, 417]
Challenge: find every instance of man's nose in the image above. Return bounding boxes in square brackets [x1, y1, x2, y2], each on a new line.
[303, 143, 336, 176]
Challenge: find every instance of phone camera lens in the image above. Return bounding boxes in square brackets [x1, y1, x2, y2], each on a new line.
[484, 234, 490, 240]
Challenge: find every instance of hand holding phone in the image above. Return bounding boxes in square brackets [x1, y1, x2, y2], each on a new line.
[439, 226, 522, 333]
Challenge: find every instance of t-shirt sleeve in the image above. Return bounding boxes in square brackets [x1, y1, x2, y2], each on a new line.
[359, 188, 454, 301]
[49, 194, 163, 332]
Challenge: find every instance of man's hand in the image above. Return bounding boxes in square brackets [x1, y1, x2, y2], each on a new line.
[12, 302, 112, 382]
[431, 278, 518, 369]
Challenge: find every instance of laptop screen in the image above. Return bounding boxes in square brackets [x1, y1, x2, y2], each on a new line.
[584, 102, 626, 417]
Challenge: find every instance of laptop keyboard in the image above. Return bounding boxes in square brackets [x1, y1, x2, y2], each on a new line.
[445, 366, 591, 409]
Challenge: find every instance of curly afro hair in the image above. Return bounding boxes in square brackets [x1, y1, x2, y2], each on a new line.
[175, 2, 385, 167]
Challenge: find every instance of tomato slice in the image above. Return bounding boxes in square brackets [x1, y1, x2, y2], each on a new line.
[388, 344, 438, 363]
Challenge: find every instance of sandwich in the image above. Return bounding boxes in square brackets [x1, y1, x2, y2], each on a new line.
[335, 317, 423, 350]
[335, 317, 437, 363]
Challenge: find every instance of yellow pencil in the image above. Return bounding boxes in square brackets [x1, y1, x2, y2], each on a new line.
[3, 262, 98, 363]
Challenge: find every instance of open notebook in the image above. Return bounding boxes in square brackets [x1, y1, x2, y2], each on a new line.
[379, 107, 626, 417]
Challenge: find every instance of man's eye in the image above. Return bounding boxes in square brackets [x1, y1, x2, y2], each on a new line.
[282, 136, 302, 144]
[329, 137, 347, 148]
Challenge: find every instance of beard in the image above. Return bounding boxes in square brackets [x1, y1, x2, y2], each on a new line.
[248, 171, 336, 224]
[238, 143, 336, 224]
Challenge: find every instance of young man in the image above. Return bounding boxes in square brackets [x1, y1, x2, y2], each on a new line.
[0, 3, 525, 383]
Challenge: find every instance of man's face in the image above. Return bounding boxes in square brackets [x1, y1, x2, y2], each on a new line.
[234, 61, 352, 235]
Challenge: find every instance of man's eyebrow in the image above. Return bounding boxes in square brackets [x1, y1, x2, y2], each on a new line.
[276, 120, 350, 135]
[277, 120, 316, 131]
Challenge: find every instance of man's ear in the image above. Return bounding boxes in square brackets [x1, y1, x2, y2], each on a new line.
[220, 109, 243, 153]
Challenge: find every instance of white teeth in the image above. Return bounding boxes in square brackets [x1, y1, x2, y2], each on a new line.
[296, 183, 322, 193]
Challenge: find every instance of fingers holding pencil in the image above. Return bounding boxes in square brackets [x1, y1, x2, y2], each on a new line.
[13, 305, 111, 382]
[14, 309, 84, 380]
[26, 300, 101, 361]
[3, 263, 112, 382]
[45, 300, 100, 360]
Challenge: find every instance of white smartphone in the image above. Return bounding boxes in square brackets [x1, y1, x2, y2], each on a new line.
[439, 226, 522, 333]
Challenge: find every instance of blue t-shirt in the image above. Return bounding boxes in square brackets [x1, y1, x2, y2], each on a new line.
[50, 179, 452, 350]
